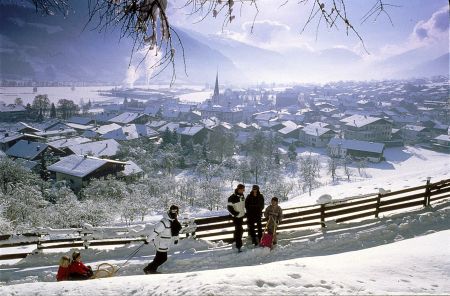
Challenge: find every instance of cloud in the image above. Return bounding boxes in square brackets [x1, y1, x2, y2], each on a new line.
[411, 6, 449, 44]
[216, 19, 314, 52]
[377, 6, 449, 60]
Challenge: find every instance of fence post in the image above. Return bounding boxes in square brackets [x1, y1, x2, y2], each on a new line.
[424, 177, 431, 207]
[375, 193, 381, 218]
[320, 204, 326, 228]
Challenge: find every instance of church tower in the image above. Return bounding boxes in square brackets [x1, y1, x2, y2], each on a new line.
[212, 71, 220, 105]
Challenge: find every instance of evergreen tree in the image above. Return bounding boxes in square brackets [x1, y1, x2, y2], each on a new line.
[50, 103, 57, 118]
[288, 143, 297, 161]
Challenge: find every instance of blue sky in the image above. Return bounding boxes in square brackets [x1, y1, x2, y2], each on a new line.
[170, 0, 449, 58]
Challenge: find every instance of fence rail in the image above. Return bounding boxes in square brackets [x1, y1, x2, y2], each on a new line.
[1, 178, 449, 261]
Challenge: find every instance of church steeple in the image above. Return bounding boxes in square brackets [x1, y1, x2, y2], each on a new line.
[213, 71, 220, 105]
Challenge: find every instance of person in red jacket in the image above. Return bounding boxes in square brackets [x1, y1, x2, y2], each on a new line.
[68, 251, 93, 280]
[56, 255, 71, 281]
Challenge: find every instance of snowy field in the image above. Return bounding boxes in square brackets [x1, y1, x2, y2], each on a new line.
[0, 146, 449, 295]
[282, 145, 450, 208]
[0, 200, 449, 295]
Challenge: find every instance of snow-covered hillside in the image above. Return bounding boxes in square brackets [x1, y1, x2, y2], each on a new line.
[282, 146, 450, 208]
[1, 199, 449, 295]
[1, 146, 449, 295]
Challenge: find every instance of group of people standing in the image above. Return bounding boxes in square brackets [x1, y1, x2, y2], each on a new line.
[227, 184, 283, 252]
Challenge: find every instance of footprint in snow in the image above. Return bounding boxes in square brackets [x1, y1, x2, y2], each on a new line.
[288, 273, 301, 279]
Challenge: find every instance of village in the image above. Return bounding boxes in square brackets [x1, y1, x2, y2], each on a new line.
[0, 75, 449, 198]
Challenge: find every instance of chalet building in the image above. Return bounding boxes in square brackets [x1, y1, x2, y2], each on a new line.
[48, 155, 128, 193]
[108, 112, 151, 125]
[400, 125, 432, 144]
[277, 121, 301, 139]
[177, 125, 210, 145]
[0, 103, 27, 122]
[300, 123, 336, 147]
[6, 139, 64, 160]
[0, 132, 44, 151]
[328, 138, 385, 162]
[340, 114, 392, 142]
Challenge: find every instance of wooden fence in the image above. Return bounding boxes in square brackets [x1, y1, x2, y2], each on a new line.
[1, 178, 449, 261]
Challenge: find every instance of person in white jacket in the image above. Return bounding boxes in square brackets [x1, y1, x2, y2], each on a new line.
[143, 205, 181, 274]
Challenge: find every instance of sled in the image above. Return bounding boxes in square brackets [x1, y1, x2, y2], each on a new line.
[260, 217, 277, 249]
[259, 232, 274, 248]
[91, 263, 118, 279]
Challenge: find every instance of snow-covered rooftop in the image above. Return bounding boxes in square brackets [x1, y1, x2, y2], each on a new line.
[108, 112, 147, 124]
[68, 139, 120, 157]
[67, 116, 94, 125]
[102, 124, 158, 141]
[177, 126, 204, 136]
[47, 137, 92, 149]
[302, 124, 333, 137]
[48, 155, 126, 178]
[329, 138, 385, 154]
[6, 140, 49, 160]
[340, 114, 387, 127]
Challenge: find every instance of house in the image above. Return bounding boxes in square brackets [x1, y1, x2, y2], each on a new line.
[400, 125, 432, 143]
[102, 124, 158, 141]
[278, 121, 301, 140]
[47, 155, 128, 193]
[301, 123, 336, 147]
[67, 139, 121, 158]
[0, 103, 27, 122]
[108, 112, 151, 125]
[340, 114, 392, 142]
[6, 140, 64, 160]
[177, 125, 210, 145]
[0, 132, 44, 151]
[328, 138, 385, 162]
[120, 160, 145, 181]
[431, 134, 450, 152]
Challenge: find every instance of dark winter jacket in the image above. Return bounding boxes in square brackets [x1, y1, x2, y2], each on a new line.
[227, 191, 245, 218]
[245, 193, 264, 218]
[68, 261, 91, 277]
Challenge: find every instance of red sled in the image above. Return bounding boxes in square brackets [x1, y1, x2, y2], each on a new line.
[259, 233, 273, 248]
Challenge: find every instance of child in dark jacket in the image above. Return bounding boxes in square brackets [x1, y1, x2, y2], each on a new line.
[68, 251, 93, 280]
[56, 255, 71, 281]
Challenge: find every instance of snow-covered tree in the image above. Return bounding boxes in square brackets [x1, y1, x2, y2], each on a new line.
[0, 158, 40, 194]
[342, 155, 353, 181]
[299, 154, 321, 196]
[3, 184, 48, 229]
[327, 157, 339, 182]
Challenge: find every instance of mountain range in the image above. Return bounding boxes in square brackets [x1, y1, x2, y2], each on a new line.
[0, 4, 448, 85]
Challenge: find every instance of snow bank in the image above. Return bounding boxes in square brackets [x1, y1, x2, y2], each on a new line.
[1, 200, 449, 295]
